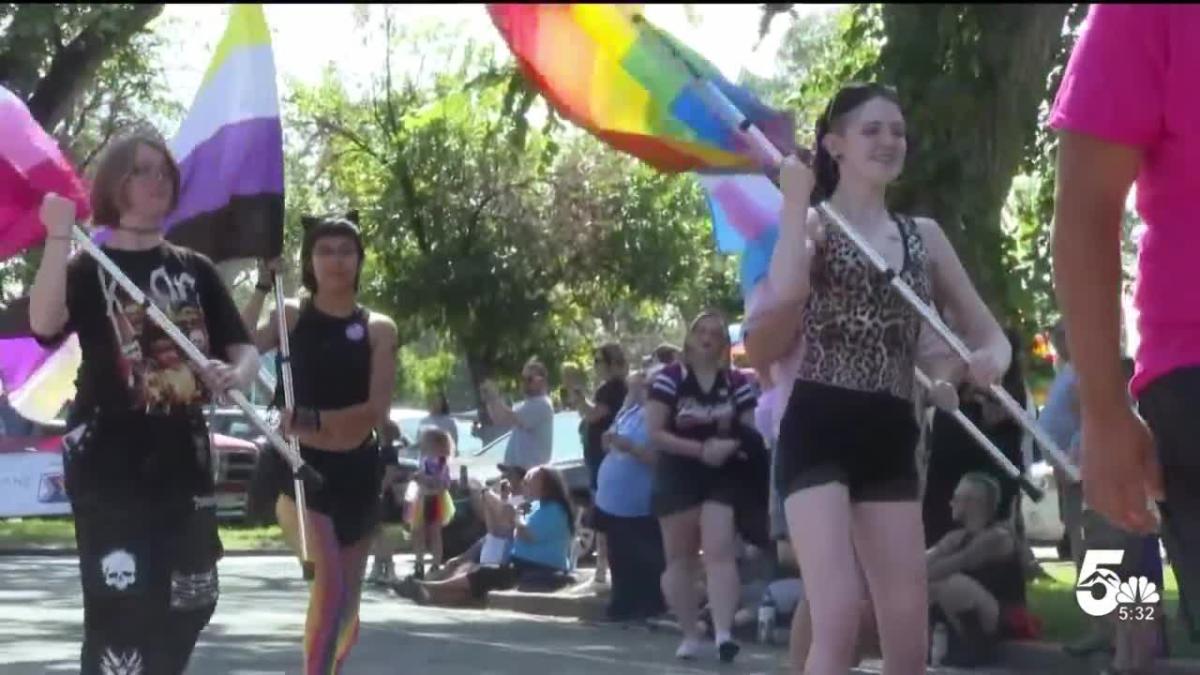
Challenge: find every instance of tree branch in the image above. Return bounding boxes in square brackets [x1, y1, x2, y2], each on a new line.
[25, 4, 164, 129]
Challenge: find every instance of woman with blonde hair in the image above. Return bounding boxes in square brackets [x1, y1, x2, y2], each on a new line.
[646, 309, 759, 662]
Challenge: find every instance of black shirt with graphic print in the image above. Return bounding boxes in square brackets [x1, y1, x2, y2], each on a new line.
[648, 362, 757, 444]
[35, 243, 250, 426]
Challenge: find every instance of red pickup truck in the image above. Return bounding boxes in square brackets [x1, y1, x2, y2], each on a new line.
[0, 415, 263, 521]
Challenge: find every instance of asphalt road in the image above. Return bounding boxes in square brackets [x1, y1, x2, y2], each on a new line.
[0, 554, 1018, 674]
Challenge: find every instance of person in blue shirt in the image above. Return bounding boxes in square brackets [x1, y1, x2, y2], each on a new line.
[1038, 322, 1084, 573]
[593, 365, 666, 622]
[407, 465, 576, 606]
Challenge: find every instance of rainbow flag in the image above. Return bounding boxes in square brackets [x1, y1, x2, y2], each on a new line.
[162, 3, 284, 262]
[487, 4, 795, 175]
[488, 4, 793, 298]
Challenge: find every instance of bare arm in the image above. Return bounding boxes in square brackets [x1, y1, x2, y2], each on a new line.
[483, 388, 520, 428]
[743, 299, 803, 375]
[927, 528, 1015, 582]
[28, 196, 78, 338]
[224, 343, 262, 392]
[918, 218, 1011, 382]
[1051, 132, 1141, 414]
[766, 156, 819, 308]
[573, 392, 612, 425]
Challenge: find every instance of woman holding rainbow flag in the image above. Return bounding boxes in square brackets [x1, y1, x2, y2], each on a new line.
[241, 214, 398, 675]
[745, 83, 1011, 674]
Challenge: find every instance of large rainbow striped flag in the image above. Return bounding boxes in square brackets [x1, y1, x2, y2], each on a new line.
[487, 4, 795, 174]
[487, 4, 792, 297]
[0, 4, 284, 423]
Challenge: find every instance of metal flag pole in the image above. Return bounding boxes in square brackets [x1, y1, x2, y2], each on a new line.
[69, 226, 324, 564]
[634, 15, 1079, 484]
[915, 368, 1042, 500]
[272, 271, 316, 579]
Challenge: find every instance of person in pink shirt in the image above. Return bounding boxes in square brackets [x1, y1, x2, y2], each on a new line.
[1050, 3, 1200, 638]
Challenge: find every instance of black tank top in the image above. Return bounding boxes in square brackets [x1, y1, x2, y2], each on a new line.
[276, 300, 372, 412]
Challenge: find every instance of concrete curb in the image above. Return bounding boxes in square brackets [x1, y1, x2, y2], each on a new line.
[486, 590, 1200, 674]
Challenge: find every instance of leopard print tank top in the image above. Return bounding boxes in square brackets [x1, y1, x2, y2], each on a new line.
[796, 212, 932, 400]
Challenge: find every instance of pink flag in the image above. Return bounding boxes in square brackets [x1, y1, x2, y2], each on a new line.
[0, 84, 91, 260]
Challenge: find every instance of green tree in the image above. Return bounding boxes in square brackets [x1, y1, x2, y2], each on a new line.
[286, 17, 741, 409]
[0, 4, 165, 128]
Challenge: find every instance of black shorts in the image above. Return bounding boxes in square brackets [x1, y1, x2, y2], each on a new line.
[651, 454, 738, 517]
[271, 437, 384, 546]
[466, 558, 568, 599]
[585, 447, 604, 492]
[1139, 365, 1200, 640]
[776, 379, 919, 502]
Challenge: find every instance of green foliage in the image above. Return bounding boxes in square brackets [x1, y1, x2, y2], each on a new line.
[284, 15, 739, 406]
[0, 3, 170, 302]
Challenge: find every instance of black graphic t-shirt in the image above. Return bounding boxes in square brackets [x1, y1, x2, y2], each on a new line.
[36, 244, 250, 422]
[649, 363, 757, 443]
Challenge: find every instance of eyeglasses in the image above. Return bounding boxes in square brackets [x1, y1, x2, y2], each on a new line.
[312, 244, 359, 258]
[129, 165, 171, 183]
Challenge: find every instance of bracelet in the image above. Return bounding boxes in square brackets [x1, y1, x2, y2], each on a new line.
[254, 282, 273, 294]
[292, 407, 321, 432]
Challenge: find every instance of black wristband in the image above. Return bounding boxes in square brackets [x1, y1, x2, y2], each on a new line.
[292, 407, 321, 432]
[255, 281, 273, 294]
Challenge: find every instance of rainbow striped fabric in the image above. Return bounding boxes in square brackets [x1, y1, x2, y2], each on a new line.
[487, 4, 795, 174]
[487, 4, 792, 298]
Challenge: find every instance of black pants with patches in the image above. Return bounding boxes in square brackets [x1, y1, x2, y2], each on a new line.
[66, 412, 223, 674]
[75, 502, 221, 674]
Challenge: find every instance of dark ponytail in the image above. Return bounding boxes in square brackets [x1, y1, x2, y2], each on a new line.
[811, 82, 903, 206]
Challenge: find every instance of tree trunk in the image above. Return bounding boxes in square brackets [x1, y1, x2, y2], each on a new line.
[876, 4, 1071, 318]
[0, 4, 165, 129]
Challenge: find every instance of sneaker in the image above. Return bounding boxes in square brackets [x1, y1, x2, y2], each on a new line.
[675, 637, 704, 661]
[714, 631, 740, 663]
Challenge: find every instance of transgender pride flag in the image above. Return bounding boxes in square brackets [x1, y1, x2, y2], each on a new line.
[697, 173, 782, 299]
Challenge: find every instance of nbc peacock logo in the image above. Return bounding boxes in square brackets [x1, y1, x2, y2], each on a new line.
[1076, 550, 1160, 619]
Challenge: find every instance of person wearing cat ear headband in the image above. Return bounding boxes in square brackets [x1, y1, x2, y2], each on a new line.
[242, 211, 399, 674]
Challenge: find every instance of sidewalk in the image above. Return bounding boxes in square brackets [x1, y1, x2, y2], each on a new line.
[485, 569, 1200, 675]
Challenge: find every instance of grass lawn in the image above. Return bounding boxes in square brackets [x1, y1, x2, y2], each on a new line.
[1031, 561, 1199, 659]
[0, 516, 287, 551]
[0, 517, 411, 553]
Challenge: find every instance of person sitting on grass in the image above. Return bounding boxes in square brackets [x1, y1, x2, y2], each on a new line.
[401, 465, 576, 607]
[926, 472, 1026, 667]
[421, 467, 528, 583]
